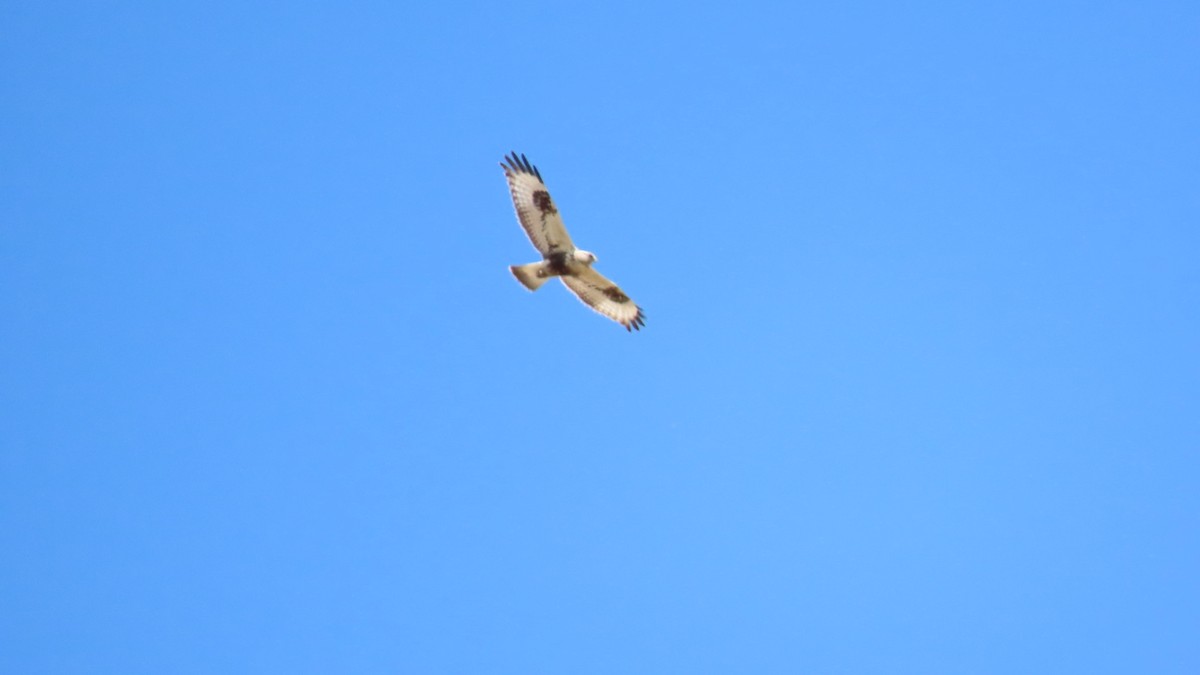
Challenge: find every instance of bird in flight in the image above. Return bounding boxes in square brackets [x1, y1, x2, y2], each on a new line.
[501, 152, 646, 331]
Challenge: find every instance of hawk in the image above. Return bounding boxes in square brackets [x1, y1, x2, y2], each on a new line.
[501, 152, 646, 331]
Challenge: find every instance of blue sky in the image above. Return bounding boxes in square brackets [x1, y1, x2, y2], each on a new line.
[2, 1, 1198, 672]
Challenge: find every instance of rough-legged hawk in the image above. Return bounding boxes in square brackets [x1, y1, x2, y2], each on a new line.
[501, 152, 646, 331]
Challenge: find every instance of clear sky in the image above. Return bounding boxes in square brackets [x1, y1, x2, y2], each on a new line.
[2, 1, 1198, 673]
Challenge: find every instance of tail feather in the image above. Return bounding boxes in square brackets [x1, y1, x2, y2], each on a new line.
[510, 262, 550, 291]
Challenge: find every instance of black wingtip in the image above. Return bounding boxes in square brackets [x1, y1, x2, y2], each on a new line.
[501, 151, 543, 181]
[625, 306, 646, 332]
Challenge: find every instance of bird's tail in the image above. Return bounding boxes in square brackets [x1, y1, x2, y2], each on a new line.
[510, 262, 551, 291]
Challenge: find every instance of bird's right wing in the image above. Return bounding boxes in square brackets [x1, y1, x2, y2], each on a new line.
[501, 152, 575, 256]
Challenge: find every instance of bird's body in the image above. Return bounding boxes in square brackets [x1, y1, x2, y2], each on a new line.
[501, 152, 645, 331]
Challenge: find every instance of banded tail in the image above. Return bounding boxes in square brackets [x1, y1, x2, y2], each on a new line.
[510, 262, 551, 291]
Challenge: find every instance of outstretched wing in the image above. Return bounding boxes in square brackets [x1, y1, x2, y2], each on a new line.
[560, 266, 646, 331]
[501, 152, 574, 257]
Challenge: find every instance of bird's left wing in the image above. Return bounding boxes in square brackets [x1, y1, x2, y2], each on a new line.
[501, 152, 575, 256]
[560, 266, 646, 331]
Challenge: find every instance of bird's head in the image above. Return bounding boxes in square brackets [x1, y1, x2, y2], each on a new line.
[573, 250, 598, 265]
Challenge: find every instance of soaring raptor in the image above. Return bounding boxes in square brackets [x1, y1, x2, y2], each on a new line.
[501, 152, 646, 331]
